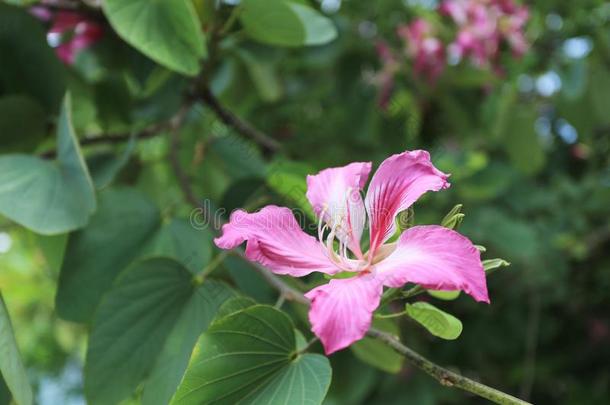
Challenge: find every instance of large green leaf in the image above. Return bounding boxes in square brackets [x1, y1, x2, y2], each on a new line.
[239, 0, 337, 47]
[56, 187, 160, 322]
[0, 294, 33, 405]
[0, 95, 96, 235]
[56, 187, 213, 322]
[85, 258, 234, 405]
[102, 0, 206, 76]
[405, 302, 463, 340]
[173, 305, 332, 404]
[351, 318, 404, 374]
[0, 4, 65, 112]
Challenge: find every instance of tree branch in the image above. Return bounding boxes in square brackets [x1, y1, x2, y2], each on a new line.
[196, 85, 282, 152]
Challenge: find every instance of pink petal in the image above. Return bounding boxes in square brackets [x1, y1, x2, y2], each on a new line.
[305, 274, 383, 354]
[365, 150, 449, 254]
[214, 205, 339, 277]
[306, 162, 372, 258]
[374, 225, 489, 303]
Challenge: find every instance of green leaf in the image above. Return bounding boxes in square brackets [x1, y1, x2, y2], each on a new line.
[56, 188, 214, 322]
[0, 95, 96, 235]
[102, 0, 206, 76]
[215, 296, 257, 320]
[0, 4, 66, 112]
[351, 318, 404, 374]
[142, 279, 236, 405]
[87, 137, 136, 189]
[236, 47, 282, 102]
[483, 258, 510, 274]
[0, 294, 33, 405]
[287, 2, 338, 46]
[427, 290, 461, 301]
[173, 305, 332, 405]
[240, 0, 336, 47]
[56, 187, 160, 322]
[0, 95, 46, 153]
[85, 258, 234, 405]
[405, 302, 463, 340]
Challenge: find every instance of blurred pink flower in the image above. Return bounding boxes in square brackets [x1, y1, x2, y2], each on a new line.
[397, 19, 445, 82]
[31, 5, 103, 64]
[215, 150, 489, 354]
[440, 0, 529, 67]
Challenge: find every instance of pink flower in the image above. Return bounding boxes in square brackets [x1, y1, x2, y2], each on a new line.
[397, 19, 445, 82]
[31, 5, 103, 65]
[441, 0, 529, 67]
[215, 150, 489, 354]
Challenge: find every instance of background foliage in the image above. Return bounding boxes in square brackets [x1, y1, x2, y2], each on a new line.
[0, 0, 609, 404]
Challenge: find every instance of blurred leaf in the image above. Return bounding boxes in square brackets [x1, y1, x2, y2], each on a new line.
[0, 95, 96, 235]
[0, 4, 65, 112]
[589, 62, 610, 125]
[85, 258, 233, 405]
[351, 318, 404, 374]
[236, 47, 282, 102]
[288, 2, 338, 46]
[240, 0, 336, 47]
[35, 233, 68, 275]
[406, 302, 463, 340]
[0, 95, 46, 153]
[267, 158, 316, 219]
[102, 0, 205, 76]
[427, 290, 461, 300]
[0, 294, 33, 405]
[173, 305, 331, 404]
[87, 137, 136, 189]
[142, 218, 212, 275]
[224, 255, 276, 303]
[500, 104, 545, 175]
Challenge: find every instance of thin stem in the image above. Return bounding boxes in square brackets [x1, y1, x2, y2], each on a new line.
[374, 311, 406, 320]
[366, 328, 532, 405]
[219, 5, 242, 36]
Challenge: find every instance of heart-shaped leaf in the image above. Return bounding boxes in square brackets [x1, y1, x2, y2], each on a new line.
[173, 305, 332, 405]
[85, 258, 234, 405]
[0, 94, 96, 235]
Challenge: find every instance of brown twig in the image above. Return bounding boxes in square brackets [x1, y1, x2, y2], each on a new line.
[197, 85, 282, 152]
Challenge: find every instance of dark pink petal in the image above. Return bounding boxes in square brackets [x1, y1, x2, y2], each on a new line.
[365, 150, 449, 254]
[306, 162, 372, 258]
[214, 205, 339, 277]
[305, 274, 383, 354]
[374, 225, 489, 303]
